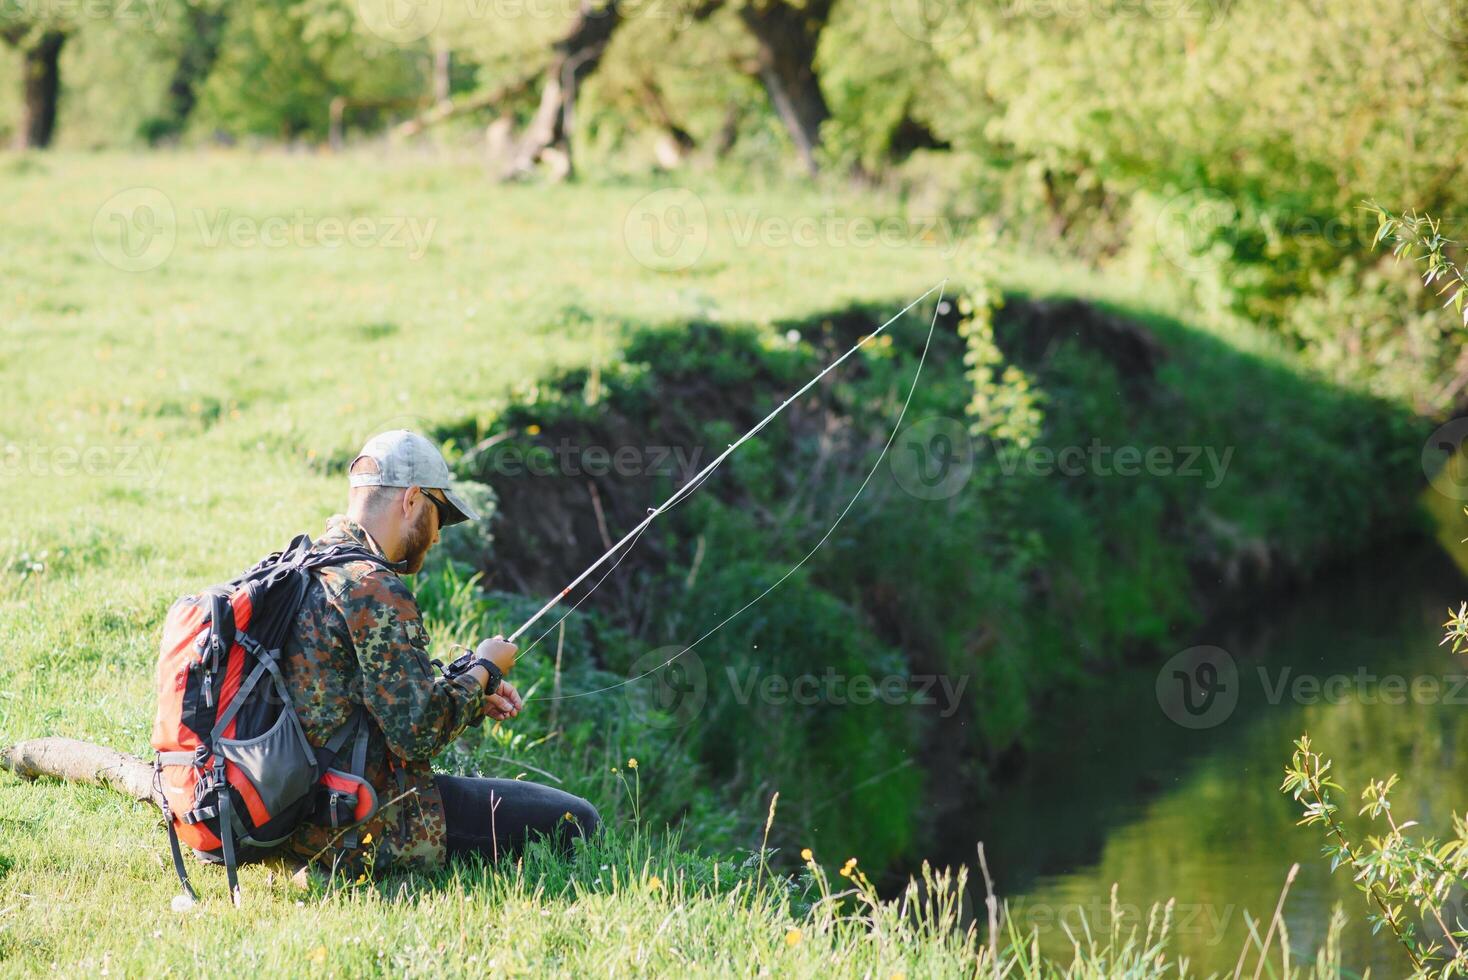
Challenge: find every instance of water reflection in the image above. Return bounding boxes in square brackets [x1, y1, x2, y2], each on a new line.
[934, 531, 1468, 976]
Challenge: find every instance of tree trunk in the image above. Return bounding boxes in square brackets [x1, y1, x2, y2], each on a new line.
[16, 29, 67, 149]
[151, 5, 227, 144]
[1, 737, 161, 806]
[640, 76, 696, 169]
[3, 737, 319, 890]
[502, 1, 623, 181]
[736, 0, 833, 176]
[433, 44, 452, 105]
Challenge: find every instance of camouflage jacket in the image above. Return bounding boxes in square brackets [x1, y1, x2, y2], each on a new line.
[281, 515, 485, 876]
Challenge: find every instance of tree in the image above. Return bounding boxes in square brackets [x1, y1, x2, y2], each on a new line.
[501, 0, 624, 181]
[1, 23, 69, 149]
[142, 0, 229, 144]
[731, 0, 834, 175]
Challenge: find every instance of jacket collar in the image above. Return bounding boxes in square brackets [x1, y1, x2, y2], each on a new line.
[319, 514, 393, 563]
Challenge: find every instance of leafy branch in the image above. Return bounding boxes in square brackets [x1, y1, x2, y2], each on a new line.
[1282, 737, 1431, 973]
[1367, 203, 1468, 327]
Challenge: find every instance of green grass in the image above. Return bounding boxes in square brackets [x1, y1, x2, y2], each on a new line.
[0, 149, 971, 974]
[0, 150, 1406, 974]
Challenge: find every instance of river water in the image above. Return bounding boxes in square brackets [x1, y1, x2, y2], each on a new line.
[936, 499, 1468, 976]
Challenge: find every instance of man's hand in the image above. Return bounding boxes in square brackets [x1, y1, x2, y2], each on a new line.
[484, 680, 523, 721]
[475, 636, 518, 673]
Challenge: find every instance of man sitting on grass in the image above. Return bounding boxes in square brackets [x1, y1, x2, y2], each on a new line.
[282, 429, 599, 878]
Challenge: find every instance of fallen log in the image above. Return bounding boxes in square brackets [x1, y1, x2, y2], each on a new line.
[3, 737, 318, 892]
[1, 737, 161, 807]
[389, 75, 535, 142]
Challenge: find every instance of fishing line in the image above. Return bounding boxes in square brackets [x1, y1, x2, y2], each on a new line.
[503, 280, 946, 651]
[510, 520, 652, 662]
[511, 460, 722, 663]
[525, 281, 947, 704]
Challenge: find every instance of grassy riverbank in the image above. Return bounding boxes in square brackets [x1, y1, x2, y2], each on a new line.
[0, 151, 1425, 972]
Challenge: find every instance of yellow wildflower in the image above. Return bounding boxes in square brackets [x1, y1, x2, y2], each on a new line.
[785, 928, 802, 947]
[800, 848, 813, 862]
[627, 757, 638, 770]
[308, 946, 327, 964]
[526, 424, 542, 435]
[360, 833, 372, 845]
[648, 875, 663, 892]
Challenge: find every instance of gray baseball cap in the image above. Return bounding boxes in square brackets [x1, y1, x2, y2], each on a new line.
[349, 429, 479, 526]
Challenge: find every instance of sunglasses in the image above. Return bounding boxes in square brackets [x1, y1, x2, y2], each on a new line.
[416, 487, 452, 525]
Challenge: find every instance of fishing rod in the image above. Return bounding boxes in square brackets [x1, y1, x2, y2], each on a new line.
[504, 279, 947, 648]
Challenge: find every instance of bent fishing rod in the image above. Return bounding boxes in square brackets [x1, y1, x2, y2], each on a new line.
[504, 279, 947, 651]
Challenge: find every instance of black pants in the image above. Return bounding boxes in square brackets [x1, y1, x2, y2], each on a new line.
[434, 774, 600, 862]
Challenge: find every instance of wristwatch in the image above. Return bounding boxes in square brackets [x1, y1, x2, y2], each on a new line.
[443, 650, 502, 692]
[471, 657, 504, 693]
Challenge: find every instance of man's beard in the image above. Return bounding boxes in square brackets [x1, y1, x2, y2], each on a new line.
[401, 506, 435, 574]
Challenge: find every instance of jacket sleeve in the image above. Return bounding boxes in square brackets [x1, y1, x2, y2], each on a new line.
[340, 569, 486, 761]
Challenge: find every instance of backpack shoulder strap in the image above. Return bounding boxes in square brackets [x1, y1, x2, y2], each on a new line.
[304, 544, 407, 576]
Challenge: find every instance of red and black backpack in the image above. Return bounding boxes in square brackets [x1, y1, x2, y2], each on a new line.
[151, 534, 396, 905]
